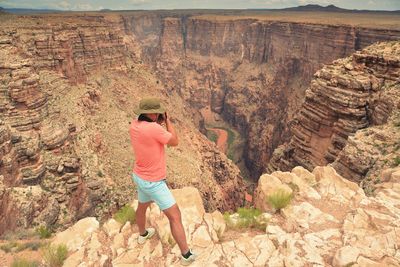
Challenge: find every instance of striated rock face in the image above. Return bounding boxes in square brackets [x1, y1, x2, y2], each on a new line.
[0, 14, 245, 234]
[124, 14, 400, 177]
[269, 41, 400, 184]
[56, 167, 400, 266]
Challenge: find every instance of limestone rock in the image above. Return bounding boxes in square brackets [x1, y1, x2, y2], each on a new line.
[53, 217, 99, 252]
[333, 246, 360, 267]
[103, 219, 121, 237]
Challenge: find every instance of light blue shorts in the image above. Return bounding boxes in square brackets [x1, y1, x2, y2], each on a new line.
[132, 173, 176, 210]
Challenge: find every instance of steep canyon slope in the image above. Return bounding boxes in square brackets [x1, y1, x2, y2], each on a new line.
[123, 12, 400, 178]
[0, 13, 244, 234]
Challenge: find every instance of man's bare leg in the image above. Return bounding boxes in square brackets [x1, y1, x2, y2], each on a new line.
[136, 201, 152, 235]
[163, 204, 189, 254]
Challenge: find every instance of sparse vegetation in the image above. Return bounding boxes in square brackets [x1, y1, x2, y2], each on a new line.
[1, 229, 36, 240]
[11, 258, 39, 267]
[42, 244, 68, 267]
[0, 242, 18, 253]
[393, 156, 400, 167]
[97, 170, 104, 177]
[206, 129, 218, 143]
[0, 241, 43, 253]
[36, 225, 52, 239]
[114, 205, 136, 225]
[167, 235, 176, 247]
[224, 207, 267, 230]
[267, 189, 293, 212]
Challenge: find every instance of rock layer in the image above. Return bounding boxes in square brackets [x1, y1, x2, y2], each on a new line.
[269, 41, 400, 184]
[0, 14, 245, 234]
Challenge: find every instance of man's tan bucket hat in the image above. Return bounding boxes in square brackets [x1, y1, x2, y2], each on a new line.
[134, 97, 166, 115]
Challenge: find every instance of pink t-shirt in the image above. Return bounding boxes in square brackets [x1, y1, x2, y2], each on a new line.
[129, 120, 172, 182]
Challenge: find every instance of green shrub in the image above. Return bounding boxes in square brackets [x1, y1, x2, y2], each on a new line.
[0, 242, 18, 253]
[42, 244, 68, 267]
[206, 130, 218, 143]
[114, 205, 136, 225]
[267, 189, 293, 212]
[0, 241, 43, 253]
[224, 207, 266, 230]
[11, 258, 39, 267]
[36, 225, 52, 239]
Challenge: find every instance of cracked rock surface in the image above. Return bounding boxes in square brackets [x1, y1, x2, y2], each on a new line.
[55, 165, 400, 266]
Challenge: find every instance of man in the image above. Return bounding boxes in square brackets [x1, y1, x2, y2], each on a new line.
[129, 97, 196, 266]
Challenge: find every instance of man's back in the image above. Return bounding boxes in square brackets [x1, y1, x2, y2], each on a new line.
[129, 120, 171, 182]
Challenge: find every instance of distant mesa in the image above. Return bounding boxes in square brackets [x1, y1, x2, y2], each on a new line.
[100, 9, 112, 12]
[3, 7, 62, 14]
[282, 4, 400, 13]
[282, 4, 345, 12]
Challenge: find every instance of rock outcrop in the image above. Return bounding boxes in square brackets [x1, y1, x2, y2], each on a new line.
[269, 41, 400, 185]
[55, 166, 400, 266]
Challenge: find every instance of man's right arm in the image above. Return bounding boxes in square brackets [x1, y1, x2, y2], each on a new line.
[166, 117, 178, 147]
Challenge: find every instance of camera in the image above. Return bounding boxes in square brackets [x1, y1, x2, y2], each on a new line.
[157, 113, 165, 124]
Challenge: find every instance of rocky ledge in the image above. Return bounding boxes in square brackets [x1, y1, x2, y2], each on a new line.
[52, 165, 400, 266]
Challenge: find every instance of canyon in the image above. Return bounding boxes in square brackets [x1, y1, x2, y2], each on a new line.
[123, 11, 400, 178]
[0, 9, 399, 237]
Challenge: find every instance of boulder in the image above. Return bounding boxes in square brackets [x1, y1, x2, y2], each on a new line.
[254, 174, 293, 211]
[53, 217, 99, 252]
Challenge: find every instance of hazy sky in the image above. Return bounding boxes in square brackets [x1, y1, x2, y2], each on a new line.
[0, 0, 399, 11]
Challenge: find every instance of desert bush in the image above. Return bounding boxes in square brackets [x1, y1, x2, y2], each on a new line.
[36, 225, 52, 239]
[0, 242, 18, 253]
[17, 242, 43, 252]
[0, 241, 43, 253]
[11, 258, 39, 267]
[42, 244, 68, 267]
[114, 205, 136, 225]
[224, 207, 267, 230]
[267, 189, 293, 212]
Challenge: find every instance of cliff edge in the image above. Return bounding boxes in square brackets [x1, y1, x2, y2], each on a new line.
[47, 165, 400, 266]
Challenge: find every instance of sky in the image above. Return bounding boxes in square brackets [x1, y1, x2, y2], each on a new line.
[0, 0, 399, 11]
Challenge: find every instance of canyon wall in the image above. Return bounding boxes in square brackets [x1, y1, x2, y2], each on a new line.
[123, 13, 400, 178]
[268, 41, 400, 186]
[0, 14, 244, 234]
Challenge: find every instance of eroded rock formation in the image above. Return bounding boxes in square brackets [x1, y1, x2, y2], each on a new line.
[269, 41, 400, 185]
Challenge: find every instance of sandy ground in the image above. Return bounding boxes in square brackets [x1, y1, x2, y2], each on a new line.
[209, 128, 228, 153]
